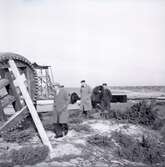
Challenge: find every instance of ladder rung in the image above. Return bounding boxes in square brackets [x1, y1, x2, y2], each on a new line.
[0, 92, 8, 100]
[0, 93, 8, 100]
[0, 106, 28, 133]
[0, 79, 9, 90]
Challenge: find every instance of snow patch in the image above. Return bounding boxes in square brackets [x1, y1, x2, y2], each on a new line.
[72, 139, 86, 145]
[51, 143, 81, 158]
[89, 121, 124, 134]
[90, 122, 110, 133]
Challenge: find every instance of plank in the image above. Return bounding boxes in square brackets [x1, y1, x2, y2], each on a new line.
[8, 60, 53, 152]
[0, 79, 9, 90]
[0, 101, 7, 121]
[0, 94, 16, 109]
[0, 106, 28, 133]
[5, 72, 22, 111]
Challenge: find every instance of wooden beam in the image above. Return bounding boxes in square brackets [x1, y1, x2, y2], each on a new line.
[0, 101, 7, 121]
[1, 95, 15, 109]
[5, 72, 22, 111]
[8, 59, 53, 152]
[0, 79, 9, 90]
[0, 106, 28, 133]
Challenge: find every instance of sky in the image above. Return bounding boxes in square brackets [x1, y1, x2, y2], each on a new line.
[0, 0, 165, 87]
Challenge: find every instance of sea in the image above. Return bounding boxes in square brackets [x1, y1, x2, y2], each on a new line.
[66, 86, 165, 99]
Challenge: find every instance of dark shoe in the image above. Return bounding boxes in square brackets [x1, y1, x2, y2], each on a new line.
[82, 111, 88, 119]
[53, 123, 63, 138]
[54, 134, 63, 138]
[62, 124, 69, 136]
[83, 110, 87, 116]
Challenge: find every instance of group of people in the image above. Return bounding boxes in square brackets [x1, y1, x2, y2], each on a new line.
[52, 80, 112, 138]
[80, 80, 112, 117]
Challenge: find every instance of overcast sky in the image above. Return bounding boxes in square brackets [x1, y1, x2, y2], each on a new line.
[0, 0, 165, 87]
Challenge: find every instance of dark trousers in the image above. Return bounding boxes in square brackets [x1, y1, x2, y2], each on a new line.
[82, 106, 90, 118]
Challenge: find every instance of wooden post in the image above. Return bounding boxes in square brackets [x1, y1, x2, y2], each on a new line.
[5, 71, 22, 111]
[8, 60, 53, 152]
[0, 101, 7, 121]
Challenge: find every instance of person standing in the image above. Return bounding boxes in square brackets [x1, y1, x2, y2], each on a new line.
[102, 83, 112, 112]
[80, 80, 92, 117]
[52, 82, 69, 138]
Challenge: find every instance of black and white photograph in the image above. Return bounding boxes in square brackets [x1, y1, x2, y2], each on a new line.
[0, 0, 165, 166]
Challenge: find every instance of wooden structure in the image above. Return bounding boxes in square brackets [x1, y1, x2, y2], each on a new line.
[0, 53, 38, 105]
[32, 63, 54, 99]
[111, 95, 127, 103]
[0, 53, 52, 152]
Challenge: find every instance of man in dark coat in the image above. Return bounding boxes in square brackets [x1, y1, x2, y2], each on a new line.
[91, 85, 104, 108]
[102, 83, 112, 112]
[53, 82, 69, 138]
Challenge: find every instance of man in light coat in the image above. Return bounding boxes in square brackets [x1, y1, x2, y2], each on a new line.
[80, 80, 92, 117]
[53, 82, 69, 138]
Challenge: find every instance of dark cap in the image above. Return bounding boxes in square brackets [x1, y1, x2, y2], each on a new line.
[80, 80, 85, 83]
[102, 83, 107, 86]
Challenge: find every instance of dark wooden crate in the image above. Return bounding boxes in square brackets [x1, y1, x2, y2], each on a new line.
[111, 95, 127, 103]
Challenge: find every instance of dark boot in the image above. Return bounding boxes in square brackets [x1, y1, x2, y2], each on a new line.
[53, 123, 63, 138]
[83, 110, 88, 118]
[62, 123, 69, 136]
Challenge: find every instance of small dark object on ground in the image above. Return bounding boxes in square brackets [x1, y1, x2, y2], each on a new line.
[11, 145, 49, 166]
[70, 92, 80, 104]
[53, 123, 63, 138]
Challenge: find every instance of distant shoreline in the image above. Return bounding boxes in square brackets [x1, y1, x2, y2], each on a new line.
[65, 86, 165, 98]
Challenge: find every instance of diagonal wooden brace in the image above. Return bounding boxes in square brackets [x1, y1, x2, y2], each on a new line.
[8, 59, 53, 152]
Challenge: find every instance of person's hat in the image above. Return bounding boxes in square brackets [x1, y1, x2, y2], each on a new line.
[80, 80, 85, 83]
[53, 82, 60, 87]
[102, 83, 107, 86]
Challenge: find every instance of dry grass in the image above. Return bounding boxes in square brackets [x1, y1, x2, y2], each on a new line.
[11, 145, 49, 166]
[70, 124, 92, 133]
[87, 134, 114, 148]
[2, 129, 35, 143]
[112, 131, 165, 164]
[87, 131, 165, 165]
[97, 100, 165, 130]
